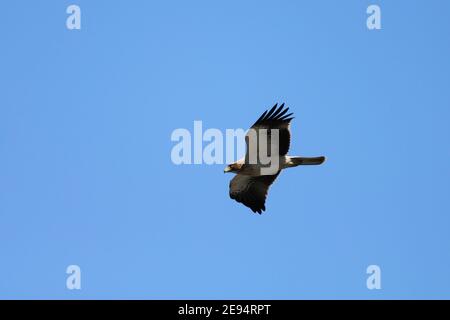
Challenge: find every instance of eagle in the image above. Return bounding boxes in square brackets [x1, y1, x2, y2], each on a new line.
[224, 103, 325, 214]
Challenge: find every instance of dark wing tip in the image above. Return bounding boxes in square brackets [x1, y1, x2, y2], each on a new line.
[274, 107, 289, 120]
[262, 104, 278, 121]
[230, 189, 267, 214]
[279, 112, 293, 120]
[253, 103, 293, 126]
[253, 207, 264, 214]
[254, 110, 268, 124]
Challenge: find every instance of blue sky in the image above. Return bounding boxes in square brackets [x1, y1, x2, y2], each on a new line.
[1, 1, 450, 299]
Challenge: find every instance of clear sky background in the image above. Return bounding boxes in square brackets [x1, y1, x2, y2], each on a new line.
[1, 1, 450, 299]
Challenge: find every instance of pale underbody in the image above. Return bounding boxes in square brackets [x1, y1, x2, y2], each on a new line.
[229, 156, 296, 176]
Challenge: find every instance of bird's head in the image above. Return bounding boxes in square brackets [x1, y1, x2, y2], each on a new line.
[224, 163, 242, 173]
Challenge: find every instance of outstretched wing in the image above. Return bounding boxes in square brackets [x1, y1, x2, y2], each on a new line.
[245, 103, 294, 164]
[229, 172, 280, 214]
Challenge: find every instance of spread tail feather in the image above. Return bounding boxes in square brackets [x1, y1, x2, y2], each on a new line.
[287, 156, 326, 167]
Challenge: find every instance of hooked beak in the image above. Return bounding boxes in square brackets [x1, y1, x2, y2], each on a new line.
[224, 166, 232, 173]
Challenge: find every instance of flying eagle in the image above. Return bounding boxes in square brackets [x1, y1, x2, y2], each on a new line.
[224, 103, 325, 214]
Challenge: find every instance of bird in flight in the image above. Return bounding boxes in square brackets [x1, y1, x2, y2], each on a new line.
[224, 103, 325, 214]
